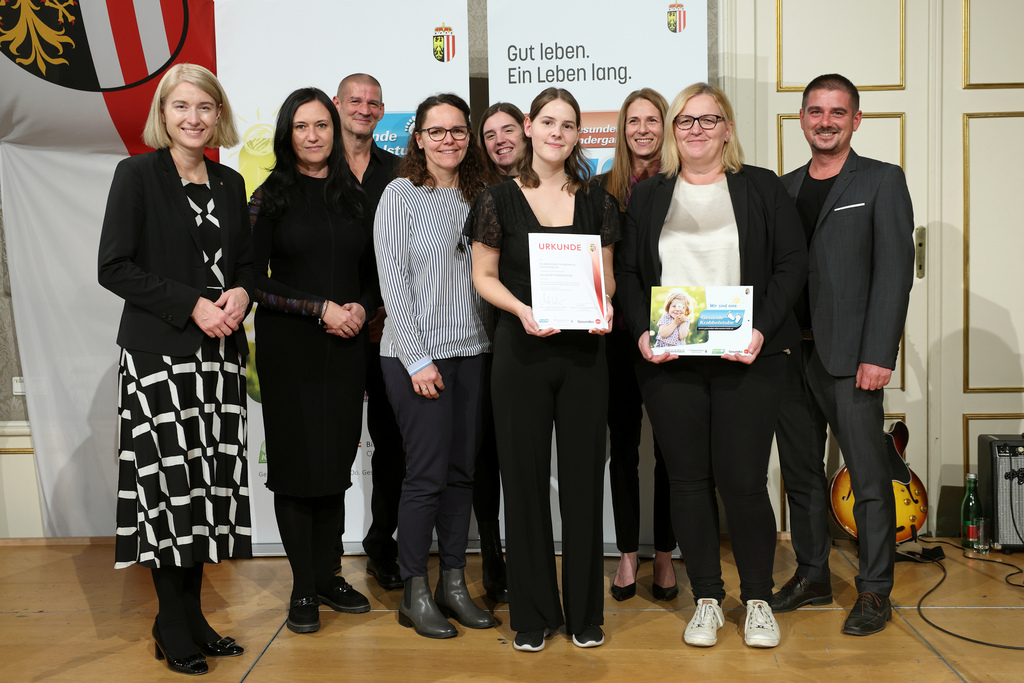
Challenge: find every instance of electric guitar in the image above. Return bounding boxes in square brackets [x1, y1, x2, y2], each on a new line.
[828, 420, 928, 543]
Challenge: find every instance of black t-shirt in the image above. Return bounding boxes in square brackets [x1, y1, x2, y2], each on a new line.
[353, 141, 399, 212]
[795, 173, 837, 329]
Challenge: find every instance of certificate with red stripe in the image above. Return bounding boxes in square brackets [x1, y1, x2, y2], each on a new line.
[528, 233, 608, 330]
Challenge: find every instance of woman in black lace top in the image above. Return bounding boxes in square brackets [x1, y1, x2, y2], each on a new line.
[465, 87, 620, 652]
[250, 88, 377, 634]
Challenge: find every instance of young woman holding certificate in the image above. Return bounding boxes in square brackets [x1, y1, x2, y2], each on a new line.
[615, 83, 806, 650]
[465, 87, 620, 652]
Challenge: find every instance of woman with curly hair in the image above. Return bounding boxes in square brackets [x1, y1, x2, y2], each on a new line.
[374, 93, 498, 639]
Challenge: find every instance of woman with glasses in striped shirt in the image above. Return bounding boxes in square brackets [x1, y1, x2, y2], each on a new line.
[373, 93, 498, 640]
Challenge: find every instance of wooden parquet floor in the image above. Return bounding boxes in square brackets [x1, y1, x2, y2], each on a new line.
[0, 537, 1021, 682]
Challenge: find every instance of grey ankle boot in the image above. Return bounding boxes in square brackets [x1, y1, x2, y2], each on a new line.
[434, 567, 495, 629]
[398, 576, 457, 639]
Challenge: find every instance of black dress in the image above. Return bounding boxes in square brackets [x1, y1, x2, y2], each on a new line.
[251, 175, 377, 497]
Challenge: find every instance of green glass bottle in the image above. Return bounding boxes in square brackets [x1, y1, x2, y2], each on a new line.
[961, 473, 981, 549]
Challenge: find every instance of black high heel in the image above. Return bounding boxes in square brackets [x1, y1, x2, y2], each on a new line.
[610, 554, 638, 601]
[651, 582, 679, 601]
[193, 636, 244, 657]
[610, 581, 637, 601]
[153, 622, 208, 676]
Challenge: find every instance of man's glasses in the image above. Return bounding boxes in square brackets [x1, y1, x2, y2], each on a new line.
[674, 115, 725, 130]
[420, 126, 469, 141]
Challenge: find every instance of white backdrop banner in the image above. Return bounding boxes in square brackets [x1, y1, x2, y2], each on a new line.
[487, 0, 707, 547]
[488, 0, 708, 175]
[215, 0, 471, 548]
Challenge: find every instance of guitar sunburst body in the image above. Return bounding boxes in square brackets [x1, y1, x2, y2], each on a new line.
[828, 421, 928, 543]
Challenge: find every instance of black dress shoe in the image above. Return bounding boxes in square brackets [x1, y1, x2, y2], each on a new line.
[842, 591, 891, 636]
[366, 557, 404, 590]
[287, 596, 321, 634]
[318, 576, 371, 614]
[610, 581, 636, 601]
[768, 573, 833, 613]
[651, 582, 679, 601]
[194, 636, 243, 657]
[153, 622, 208, 676]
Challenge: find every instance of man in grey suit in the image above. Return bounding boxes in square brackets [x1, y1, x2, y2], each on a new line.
[769, 74, 914, 636]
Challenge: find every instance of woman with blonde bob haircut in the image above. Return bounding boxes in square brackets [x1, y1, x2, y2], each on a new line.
[659, 82, 743, 177]
[142, 64, 239, 150]
[615, 82, 807, 650]
[99, 63, 254, 675]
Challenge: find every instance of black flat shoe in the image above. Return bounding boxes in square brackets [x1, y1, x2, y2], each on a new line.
[610, 581, 636, 601]
[153, 622, 208, 676]
[651, 582, 679, 601]
[366, 557, 404, 590]
[194, 636, 243, 657]
[287, 596, 321, 634]
[318, 576, 370, 614]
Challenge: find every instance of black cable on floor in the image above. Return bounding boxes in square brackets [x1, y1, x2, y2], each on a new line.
[905, 538, 1024, 650]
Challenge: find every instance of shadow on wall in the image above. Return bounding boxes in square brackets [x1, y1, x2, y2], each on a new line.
[49, 362, 118, 536]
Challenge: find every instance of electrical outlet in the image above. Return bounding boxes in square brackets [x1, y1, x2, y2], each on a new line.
[12, 376, 25, 396]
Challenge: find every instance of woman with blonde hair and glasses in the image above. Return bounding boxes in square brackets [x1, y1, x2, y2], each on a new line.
[616, 83, 806, 649]
[594, 87, 678, 603]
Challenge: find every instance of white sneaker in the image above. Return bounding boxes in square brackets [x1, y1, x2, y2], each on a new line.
[684, 598, 724, 647]
[744, 599, 780, 648]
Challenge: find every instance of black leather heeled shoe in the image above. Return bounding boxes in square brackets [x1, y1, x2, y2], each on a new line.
[194, 636, 244, 657]
[153, 622, 208, 676]
[651, 582, 679, 601]
[610, 581, 637, 601]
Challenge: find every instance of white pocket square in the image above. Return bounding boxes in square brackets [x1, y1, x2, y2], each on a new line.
[834, 203, 865, 212]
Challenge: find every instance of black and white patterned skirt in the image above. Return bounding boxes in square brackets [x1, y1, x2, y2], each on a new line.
[114, 336, 253, 568]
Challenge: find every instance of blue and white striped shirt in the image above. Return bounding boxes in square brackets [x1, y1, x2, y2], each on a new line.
[374, 178, 492, 374]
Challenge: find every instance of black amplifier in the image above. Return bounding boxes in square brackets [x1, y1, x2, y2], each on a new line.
[978, 434, 1024, 552]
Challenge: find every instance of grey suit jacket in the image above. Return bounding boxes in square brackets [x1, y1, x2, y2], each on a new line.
[781, 149, 914, 376]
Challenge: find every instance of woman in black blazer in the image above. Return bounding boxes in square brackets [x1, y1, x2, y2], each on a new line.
[98, 64, 254, 676]
[616, 83, 806, 650]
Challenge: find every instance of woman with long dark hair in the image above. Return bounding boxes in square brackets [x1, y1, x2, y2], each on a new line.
[468, 100, 526, 605]
[466, 87, 619, 652]
[99, 63, 253, 675]
[478, 102, 525, 177]
[374, 93, 497, 639]
[250, 87, 377, 634]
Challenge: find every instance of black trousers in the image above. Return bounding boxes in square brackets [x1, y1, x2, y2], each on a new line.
[493, 320, 606, 634]
[382, 354, 487, 580]
[473, 411, 501, 522]
[605, 326, 675, 553]
[775, 341, 895, 595]
[359, 341, 406, 563]
[638, 354, 785, 604]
